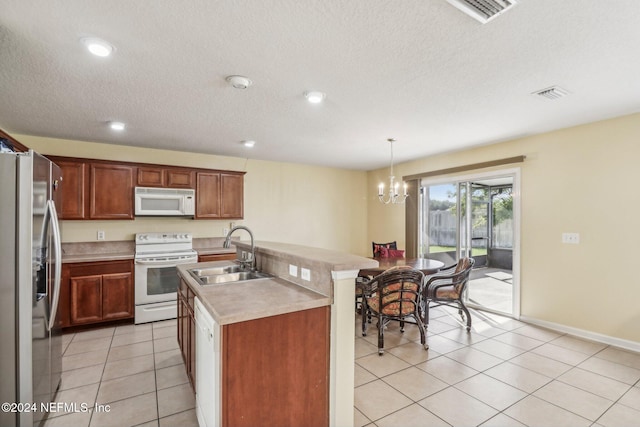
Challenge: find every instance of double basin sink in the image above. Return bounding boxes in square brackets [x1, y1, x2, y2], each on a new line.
[188, 262, 271, 286]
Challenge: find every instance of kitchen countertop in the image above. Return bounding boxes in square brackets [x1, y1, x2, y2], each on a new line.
[61, 237, 235, 263]
[62, 241, 135, 263]
[177, 261, 331, 325]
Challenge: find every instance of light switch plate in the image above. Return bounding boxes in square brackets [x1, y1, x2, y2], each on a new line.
[301, 268, 311, 281]
[289, 264, 298, 277]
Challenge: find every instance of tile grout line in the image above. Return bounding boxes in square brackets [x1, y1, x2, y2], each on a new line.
[91, 327, 114, 427]
[354, 308, 640, 427]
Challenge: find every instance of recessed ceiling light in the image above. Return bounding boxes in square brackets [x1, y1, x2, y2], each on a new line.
[109, 121, 125, 131]
[305, 91, 326, 104]
[226, 75, 252, 89]
[242, 140, 256, 148]
[81, 37, 114, 57]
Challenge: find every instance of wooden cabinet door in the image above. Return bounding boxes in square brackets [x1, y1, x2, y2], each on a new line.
[196, 172, 244, 219]
[138, 167, 193, 188]
[137, 167, 165, 187]
[180, 298, 190, 374]
[57, 160, 86, 219]
[166, 169, 194, 188]
[177, 295, 185, 356]
[102, 272, 134, 320]
[220, 173, 244, 218]
[62, 260, 134, 328]
[188, 310, 196, 389]
[70, 275, 102, 325]
[222, 307, 330, 427]
[196, 172, 221, 218]
[90, 164, 134, 219]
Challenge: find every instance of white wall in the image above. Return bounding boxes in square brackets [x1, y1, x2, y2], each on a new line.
[19, 134, 370, 256]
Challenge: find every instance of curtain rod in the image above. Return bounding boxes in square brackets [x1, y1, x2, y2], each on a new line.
[403, 155, 526, 181]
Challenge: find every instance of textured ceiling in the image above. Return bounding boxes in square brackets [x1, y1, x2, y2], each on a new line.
[1, 0, 639, 170]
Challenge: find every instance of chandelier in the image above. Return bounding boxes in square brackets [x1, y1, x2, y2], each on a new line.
[378, 138, 408, 204]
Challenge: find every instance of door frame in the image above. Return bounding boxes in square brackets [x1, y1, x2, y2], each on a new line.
[419, 167, 521, 319]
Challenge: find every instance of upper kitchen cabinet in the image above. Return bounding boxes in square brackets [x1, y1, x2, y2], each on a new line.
[50, 157, 135, 220]
[0, 128, 29, 152]
[137, 166, 194, 189]
[196, 171, 244, 219]
[49, 155, 244, 221]
[55, 159, 87, 219]
[90, 163, 135, 219]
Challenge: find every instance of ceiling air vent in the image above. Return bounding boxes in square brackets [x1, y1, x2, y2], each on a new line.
[446, 0, 518, 24]
[532, 86, 570, 100]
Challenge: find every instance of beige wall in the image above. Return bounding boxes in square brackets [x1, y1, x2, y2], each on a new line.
[19, 112, 640, 344]
[18, 134, 369, 256]
[367, 113, 640, 343]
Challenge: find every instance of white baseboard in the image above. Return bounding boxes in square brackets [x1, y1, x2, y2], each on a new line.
[519, 315, 640, 353]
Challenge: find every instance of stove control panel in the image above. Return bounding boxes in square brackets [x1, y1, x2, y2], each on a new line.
[135, 232, 193, 245]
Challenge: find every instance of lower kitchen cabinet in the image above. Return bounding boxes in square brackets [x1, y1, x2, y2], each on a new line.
[59, 260, 134, 328]
[221, 306, 329, 427]
[178, 278, 196, 389]
[178, 282, 330, 427]
[197, 253, 236, 262]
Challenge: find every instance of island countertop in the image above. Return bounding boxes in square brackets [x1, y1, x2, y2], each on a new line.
[234, 240, 379, 272]
[177, 261, 331, 325]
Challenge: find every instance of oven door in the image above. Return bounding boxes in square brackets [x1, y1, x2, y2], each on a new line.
[135, 253, 198, 304]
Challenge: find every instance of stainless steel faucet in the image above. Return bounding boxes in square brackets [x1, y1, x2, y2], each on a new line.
[223, 226, 255, 271]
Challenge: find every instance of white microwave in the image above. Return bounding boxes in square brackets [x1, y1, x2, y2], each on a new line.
[135, 187, 195, 216]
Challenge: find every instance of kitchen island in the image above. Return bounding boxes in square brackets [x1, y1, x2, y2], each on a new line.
[177, 241, 377, 427]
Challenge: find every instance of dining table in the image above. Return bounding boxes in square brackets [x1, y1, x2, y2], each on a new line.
[358, 257, 446, 278]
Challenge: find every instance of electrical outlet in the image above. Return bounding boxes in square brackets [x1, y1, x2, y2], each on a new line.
[301, 268, 311, 281]
[97, 230, 105, 241]
[562, 232, 580, 244]
[222, 227, 229, 236]
[289, 264, 298, 277]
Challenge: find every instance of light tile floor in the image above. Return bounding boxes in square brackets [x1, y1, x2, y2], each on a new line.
[355, 307, 640, 427]
[48, 308, 640, 427]
[45, 319, 198, 427]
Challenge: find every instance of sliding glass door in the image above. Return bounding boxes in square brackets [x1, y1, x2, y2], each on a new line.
[419, 173, 518, 317]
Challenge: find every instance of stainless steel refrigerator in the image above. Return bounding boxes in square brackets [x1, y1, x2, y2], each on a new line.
[1, 150, 63, 427]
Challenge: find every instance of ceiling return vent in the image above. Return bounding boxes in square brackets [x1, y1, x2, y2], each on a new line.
[446, 0, 518, 24]
[532, 86, 570, 100]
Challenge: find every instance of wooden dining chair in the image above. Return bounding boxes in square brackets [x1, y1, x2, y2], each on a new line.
[364, 266, 428, 355]
[371, 241, 397, 257]
[423, 257, 475, 331]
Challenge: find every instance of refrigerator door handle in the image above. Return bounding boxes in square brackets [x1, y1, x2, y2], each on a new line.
[47, 199, 62, 331]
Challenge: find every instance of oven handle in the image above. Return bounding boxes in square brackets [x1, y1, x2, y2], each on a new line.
[135, 256, 198, 265]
